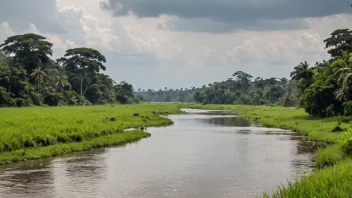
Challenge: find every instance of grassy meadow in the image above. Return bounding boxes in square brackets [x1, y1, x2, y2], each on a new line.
[0, 103, 181, 164]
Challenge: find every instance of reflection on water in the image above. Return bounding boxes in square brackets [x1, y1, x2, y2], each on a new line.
[0, 108, 316, 198]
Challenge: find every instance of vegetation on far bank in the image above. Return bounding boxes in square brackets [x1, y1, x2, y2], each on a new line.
[0, 103, 181, 164]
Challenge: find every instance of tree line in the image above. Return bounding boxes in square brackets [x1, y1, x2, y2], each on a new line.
[192, 71, 296, 106]
[0, 33, 138, 107]
[135, 87, 201, 103]
[138, 28, 352, 118]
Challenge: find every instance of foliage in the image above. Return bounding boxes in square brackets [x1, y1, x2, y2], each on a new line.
[324, 29, 352, 58]
[340, 129, 352, 155]
[0, 33, 53, 74]
[0, 33, 137, 107]
[192, 73, 292, 106]
[315, 145, 345, 168]
[136, 87, 200, 103]
[263, 159, 352, 198]
[343, 101, 352, 116]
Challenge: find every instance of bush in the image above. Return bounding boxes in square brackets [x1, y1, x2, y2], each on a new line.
[343, 101, 352, 116]
[340, 129, 352, 155]
[7, 98, 17, 107]
[332, 124, 344, 132]
[44, 94, 59, 106]
[15, 98, 26, 107]
[29, 92, 42, 106]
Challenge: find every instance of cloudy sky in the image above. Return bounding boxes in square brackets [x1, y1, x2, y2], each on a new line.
[0, 0, 351, 89]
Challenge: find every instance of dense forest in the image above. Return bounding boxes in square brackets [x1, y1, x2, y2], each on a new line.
[0, 33, 138, 107]
[193, 72, 296, 106]
[135, 87, 201, 102]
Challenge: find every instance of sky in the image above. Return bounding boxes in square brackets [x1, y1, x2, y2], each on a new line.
[0, 0, 351, 89]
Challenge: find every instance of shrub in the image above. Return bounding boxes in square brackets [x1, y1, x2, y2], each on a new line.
[343, 101, 352, 116]
[7, 98, 17, 107]
[29, 92, 42, 106]
[15, 98, 26, 107]
[339, 129, 352, 155]
[44, 94, 59, 106]
[332, 124, 344, 132]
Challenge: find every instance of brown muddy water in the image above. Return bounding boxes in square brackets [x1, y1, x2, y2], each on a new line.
[0, 109, 316, 198]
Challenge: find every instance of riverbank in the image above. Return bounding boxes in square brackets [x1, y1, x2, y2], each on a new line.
[0, 104, 181, 165]
[181, 103, 351, 197]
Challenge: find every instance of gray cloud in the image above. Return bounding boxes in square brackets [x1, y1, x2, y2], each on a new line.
[158, 16, 312, 33]
[0, 0, 67, 33]
[101, 0, 352, 32]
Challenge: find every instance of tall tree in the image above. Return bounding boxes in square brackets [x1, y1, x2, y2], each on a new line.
[57, 48, 106, 95]
[324, 29, 352, 58]
[0, 33, 53, 74]
[290, 61, 314, 94]
[30, 67, 46, 92]
[54, 75, 70, 93]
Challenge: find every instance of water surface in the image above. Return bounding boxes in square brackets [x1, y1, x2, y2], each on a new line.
[0, 109, 316, 198]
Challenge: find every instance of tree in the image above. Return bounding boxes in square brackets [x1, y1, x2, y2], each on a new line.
[54, 75, 70, 93]
[332, 52, 352, 101]
[0, 63, 26, 94]
[58, 48, 106, 95]
[0, 33, 53, 74]
[30, 68, 46, 92]
[290, 61, 314, 94]
[324, 29, 352, 58]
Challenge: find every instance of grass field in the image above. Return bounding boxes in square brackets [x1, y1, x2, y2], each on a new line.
[0, 103, 181, 164]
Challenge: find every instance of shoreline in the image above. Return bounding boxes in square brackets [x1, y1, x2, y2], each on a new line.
[0, 104, 181, 165]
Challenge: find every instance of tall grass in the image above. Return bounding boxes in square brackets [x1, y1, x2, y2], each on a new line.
[0, 131, 150, 165]
[0, 103, 181, 163]
[263, 160, 352, 197]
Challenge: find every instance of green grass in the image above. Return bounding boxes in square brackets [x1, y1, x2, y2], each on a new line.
[263, 160, 352, 198]
[315, 145, 345, 168]
[0, 103, 181, 164]
[0, 131, 150, 165]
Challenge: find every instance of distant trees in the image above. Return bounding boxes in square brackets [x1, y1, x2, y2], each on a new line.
[192, 71, 292, 106]
[136, 87, 199, 103]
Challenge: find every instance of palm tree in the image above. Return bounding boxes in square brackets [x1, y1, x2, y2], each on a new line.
[333, 52, 352, 101]
[334, 86, 350, 102]
[30, 67, 46, 92]
[290, 61, 314, 93]
[54, 75, 70, 93]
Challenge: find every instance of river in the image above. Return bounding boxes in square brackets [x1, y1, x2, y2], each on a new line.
[0, 109, 316, 198]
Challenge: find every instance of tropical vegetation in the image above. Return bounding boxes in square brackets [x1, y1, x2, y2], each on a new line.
[0, 33, 139, 107]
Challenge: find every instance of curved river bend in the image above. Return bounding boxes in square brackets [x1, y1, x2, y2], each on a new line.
[0, 109, 316, 198]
